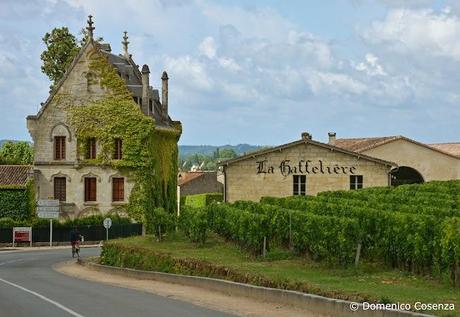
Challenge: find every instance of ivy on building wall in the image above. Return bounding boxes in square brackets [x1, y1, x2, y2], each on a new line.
[0, 180, 36, 220]
[66, 46, 181, 225]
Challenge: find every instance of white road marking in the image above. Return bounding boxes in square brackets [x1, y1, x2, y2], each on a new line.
[0, 277, 86, 317]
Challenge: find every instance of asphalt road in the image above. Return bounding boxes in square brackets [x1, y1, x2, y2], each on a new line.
[0, 247, 235, 317]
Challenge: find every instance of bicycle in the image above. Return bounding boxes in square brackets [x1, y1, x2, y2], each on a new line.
[71, 240, 80, 258]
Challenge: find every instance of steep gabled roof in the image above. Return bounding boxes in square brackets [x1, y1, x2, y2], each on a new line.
[0, 165, 32, 186]
[219, 137, 396, 167]
[27, 40, 94, 121]
[332, 136, 460, 159]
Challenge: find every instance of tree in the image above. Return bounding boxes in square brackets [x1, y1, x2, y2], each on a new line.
[40, 27, 80, 88]
[0, 141, 34, 165]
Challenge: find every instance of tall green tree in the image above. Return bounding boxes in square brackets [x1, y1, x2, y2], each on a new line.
[0, 141, 34, 165]
[40, 27, 80, 88]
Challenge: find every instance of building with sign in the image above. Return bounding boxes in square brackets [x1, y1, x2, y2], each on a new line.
[330, 134, 460, 186]
[26, 17, 181, 219]
[219, 133, 395, 202]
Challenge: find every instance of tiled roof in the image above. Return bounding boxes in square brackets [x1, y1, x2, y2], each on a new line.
[0, 165, 32, 186]
[331, 136, 400, 152]
[333, 136, 460, 159]
[178, 172, 204, 186]
[219, 137, 395, 167]
[428, 143, 460, 157]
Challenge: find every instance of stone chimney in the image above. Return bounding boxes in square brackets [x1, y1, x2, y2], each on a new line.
[328, 132, 336, 144]
[122, 31, 129, 59]
[301, 132, 312, 140]
[161, 71, 169, 120]
[141, 64, 150, 115]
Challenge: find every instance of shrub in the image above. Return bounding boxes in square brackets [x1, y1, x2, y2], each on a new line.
[184, 193, 223, 207]
[145, 207, 174, 239]
[178, 206, 208, 244]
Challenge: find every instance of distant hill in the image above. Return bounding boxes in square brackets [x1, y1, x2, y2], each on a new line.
[179, 144, 265, 158]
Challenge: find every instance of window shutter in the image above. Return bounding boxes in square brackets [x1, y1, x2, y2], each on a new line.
[54, 136, 66, 160]
[54, 177, 66, 202]
[112, 177, 124, 201]
[114, 139, 122, 160]
[84, 178, 97, 201]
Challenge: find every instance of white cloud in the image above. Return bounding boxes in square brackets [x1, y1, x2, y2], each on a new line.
[198, 36, 216, 59]
[355, 53, 387, 76]
[363, 8, 460, 61]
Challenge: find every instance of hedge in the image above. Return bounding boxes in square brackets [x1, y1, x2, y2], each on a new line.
[0, 180, 35, 220]
[183, 192, 223, 208]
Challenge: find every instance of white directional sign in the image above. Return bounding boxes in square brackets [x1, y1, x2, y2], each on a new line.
[37, 211, 59, 219]
[103, 218, 112, 229]
[37, 199, 60, 219]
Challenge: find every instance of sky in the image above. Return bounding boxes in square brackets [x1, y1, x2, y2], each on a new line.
[0, 0, 459, 145]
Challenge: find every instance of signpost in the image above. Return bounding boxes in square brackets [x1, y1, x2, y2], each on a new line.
[13, 227, 32, 247]
[103, 218, 112, 241]
[37, 200, 60, 247]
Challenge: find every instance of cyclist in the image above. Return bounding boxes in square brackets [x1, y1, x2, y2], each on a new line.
[70, 227, 82, 258]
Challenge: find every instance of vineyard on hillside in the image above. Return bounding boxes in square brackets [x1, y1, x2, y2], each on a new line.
[177, 180, 460, 288]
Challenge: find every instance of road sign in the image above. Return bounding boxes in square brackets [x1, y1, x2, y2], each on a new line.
[103, 218, 112, 241]
[37, 200, 60, 207]
[37, 211, 59, 219]
[37, 199, 60, 218]
[103, 218, 112, 229]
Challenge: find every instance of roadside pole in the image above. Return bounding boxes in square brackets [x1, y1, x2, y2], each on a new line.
[50, 219, 53, 247]
[37, 200, 60, 247]
[103, 218, 112, 241]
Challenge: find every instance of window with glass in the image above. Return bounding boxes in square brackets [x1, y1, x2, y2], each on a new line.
[293, 175, 306, 196]
[350, 175, 363, 190]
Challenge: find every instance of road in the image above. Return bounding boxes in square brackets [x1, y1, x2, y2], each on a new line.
[0, 247, 234, 317]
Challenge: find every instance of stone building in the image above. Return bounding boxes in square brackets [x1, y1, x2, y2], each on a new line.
[178, 171, 223, 197]
[219, 132, 394, 202]
[330, 134, 460, 185]
[26, 16, 181, 219]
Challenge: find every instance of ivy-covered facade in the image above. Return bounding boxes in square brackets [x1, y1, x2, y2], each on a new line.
[26, 17, 181, 220]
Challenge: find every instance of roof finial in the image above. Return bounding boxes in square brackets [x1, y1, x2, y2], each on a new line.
[122, 31, 129, 58]
[86, 15, 95, 41]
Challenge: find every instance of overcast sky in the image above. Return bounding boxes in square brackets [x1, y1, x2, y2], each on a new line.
[0, 0, 459, 145]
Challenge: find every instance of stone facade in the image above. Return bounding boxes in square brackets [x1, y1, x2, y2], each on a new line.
[332, 135, 460, 183]
[26, 22, 180, 219]
[360, 139, 460, 181]
[221, 135, 393, 203]
[178, 171, 223, 197]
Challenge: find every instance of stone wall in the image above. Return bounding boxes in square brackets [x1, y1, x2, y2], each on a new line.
[27, 43, 132, 219]
[180, 172, 223, 196]
[224, 142, 390, 202]
[35, 165, 134, 219]
[362, 139, 460, 181]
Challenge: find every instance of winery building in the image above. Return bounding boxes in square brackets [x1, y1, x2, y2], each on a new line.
[220, 132, 460, 202]
[219, 133, 395, 202]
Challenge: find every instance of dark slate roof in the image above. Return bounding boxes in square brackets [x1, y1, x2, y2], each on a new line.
[0, 165, 32, 186]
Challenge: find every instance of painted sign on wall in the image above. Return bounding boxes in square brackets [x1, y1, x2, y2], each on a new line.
[256, 159, 357, 176]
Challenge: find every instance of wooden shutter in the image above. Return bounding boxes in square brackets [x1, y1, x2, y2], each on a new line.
[112, 177, 124, 201]
[54, 177, 66, 202]
[114, 138, 122, 160]
[54, 136, 66, 160]
[86, 138, 96, 159]
[84, 177, 97, 201]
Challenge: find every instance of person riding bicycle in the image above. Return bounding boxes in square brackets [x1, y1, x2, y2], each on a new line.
[70, 227, 82, 258]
